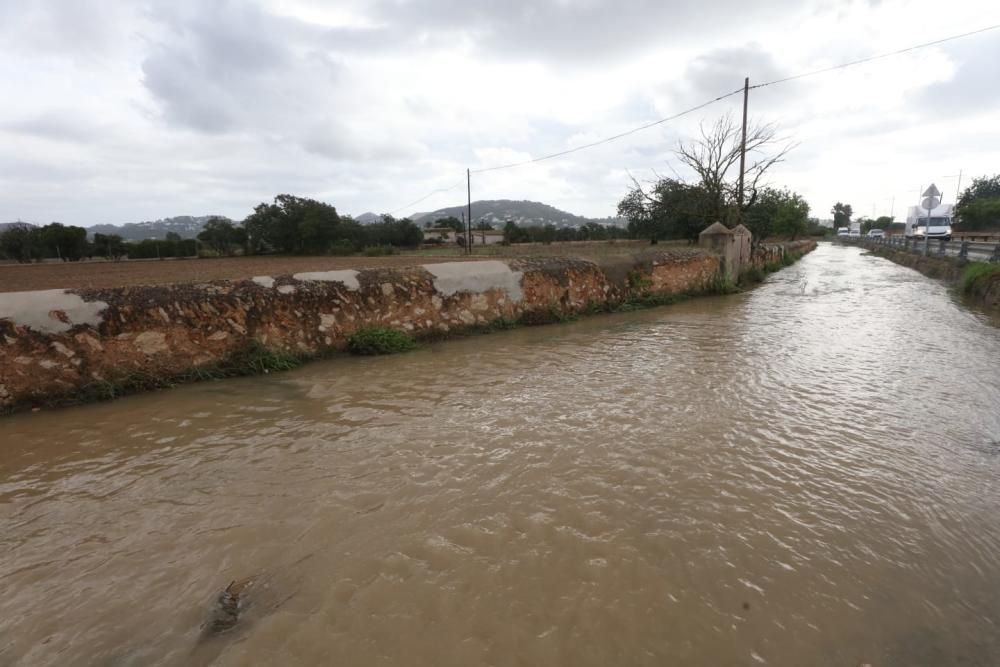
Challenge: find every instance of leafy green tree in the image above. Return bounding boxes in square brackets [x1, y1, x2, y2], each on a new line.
[432, 216, 465, 233]
[243, 195, 342, 254]
[363, 216, 423, 248]
[770, 191, 810, 239]
[502, 220, 529, 244]
[955, 175, 1000, 231]
[165, 231, 183, 242]
[740, 188, 810, 240]
[618, 178, 713, 243]
[38, 223, 89, 261]
[831, 202, 853, 229]
[93, 233, 128, 261]
[0, 223, 42, 263]
[197, 217, 245, 255]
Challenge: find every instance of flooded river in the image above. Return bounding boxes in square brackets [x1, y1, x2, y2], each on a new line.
[3, 243, 1000, 666]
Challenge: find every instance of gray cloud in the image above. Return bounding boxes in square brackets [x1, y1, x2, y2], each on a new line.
[911, 35, 1000, 116]
[367, 0, 809, 62]
[0, 0, 995, 227]
[2, 112, 109, 143]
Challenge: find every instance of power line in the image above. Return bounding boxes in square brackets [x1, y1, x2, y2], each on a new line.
[387, 179, 465, 215]
[385, 87, 744, 212]
[750, 22, 1000, 89]
[471, 87, 745, 174]
[386, 20, 1000, 214]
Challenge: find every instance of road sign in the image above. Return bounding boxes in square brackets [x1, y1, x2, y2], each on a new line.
[922, 184, 941, 198]
[922, 196, 940, 210]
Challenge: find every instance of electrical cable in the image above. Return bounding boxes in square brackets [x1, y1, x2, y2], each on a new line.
[385, 21, 1000, 213]
[471, 87, 745, 173]
[750, 22, 1000, 89]
[387, 179, 465, 215]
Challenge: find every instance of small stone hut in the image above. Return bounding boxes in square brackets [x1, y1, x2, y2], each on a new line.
[698, 222, 741, 279]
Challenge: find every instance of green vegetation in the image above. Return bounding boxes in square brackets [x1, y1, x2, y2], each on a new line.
[65, 342, 306, 408]
[346, 326, 417, 355]
[955, 175, 1000, 231]
[616, 115, 801, 243]
[501, 219, 628, 245]
[0, 222, 198, 263]
[240, 195, 422, 256]
[831, 202, 853, 230]
[960, 262, 1000, 296]
[859, 215, 894, 234]
[743, 188, 810, 240]
[738, 251, 800, 286]
[197, 216, 246, 256]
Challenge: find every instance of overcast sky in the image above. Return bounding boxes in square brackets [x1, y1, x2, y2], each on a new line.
[1, 0, 998, 226]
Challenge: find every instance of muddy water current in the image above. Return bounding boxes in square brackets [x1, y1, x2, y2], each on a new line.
[2, 243, 1000, 666]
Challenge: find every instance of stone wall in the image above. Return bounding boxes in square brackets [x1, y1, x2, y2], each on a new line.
[0, 244, 814, 412]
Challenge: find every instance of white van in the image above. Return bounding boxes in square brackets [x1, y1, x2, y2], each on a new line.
[905, 204, 953, 241]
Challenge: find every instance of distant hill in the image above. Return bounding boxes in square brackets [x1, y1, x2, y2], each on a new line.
[86, 215, 230, 241]
[411, 200, 625, 228]
[354, 212, 380, 224]
[0, 221, 38, 232]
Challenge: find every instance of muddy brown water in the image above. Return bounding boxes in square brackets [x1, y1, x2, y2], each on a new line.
[2, 243, 1000, 666]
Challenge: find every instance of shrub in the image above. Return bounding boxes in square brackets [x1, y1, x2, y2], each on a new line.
[960, 262, 1000, 295]
[627, 270, 652, 293]
[346, 326, 416, 355]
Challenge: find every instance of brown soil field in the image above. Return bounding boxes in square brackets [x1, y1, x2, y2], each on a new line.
[0, 240, 675, 293]
[0, 255, 484, 293]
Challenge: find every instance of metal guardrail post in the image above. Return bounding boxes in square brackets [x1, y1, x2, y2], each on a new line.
[937, 239, 946, 256]
[993, 243, 1000, 263]
[959, 241, 969, 261]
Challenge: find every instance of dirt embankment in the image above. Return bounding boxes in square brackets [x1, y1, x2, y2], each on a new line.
[866, 246, 964, 281]
[866, 245, 1000, 310]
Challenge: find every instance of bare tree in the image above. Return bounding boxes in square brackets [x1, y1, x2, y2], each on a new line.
[675, 115, 794, 224]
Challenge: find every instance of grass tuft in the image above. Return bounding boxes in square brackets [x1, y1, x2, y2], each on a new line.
[346, 325, 416, 355]
[960, 262, 1000, 295]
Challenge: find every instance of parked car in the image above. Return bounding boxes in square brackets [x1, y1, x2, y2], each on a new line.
[848, 229, 861, 238]
[867, 229, 885, 238]
[837, 228, 850, 237]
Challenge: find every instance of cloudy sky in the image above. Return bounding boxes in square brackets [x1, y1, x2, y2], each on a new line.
[1, 0, 998, 226]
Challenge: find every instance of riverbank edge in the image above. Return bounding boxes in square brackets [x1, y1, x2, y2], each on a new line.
[863, 244, 1000, 309]
[1, 241, 815, 414]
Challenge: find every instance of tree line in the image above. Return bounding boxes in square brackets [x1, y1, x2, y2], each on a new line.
[955, 174, 1000, 230]
[0, 223, 199, 263]
[0, 195, 428, 263]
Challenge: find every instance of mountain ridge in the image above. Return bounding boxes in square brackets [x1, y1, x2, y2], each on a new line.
[410, 200, 624, 228]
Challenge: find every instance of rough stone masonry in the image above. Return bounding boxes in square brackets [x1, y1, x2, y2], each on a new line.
[0, 241, 815, 412]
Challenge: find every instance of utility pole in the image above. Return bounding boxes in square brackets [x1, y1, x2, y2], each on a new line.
[737, 76, 749, 218]
[467, 168, 473, 255]
[955, 168, 963, 203]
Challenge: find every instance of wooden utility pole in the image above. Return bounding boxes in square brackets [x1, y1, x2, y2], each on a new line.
[738, 76, 749, 213]
[466, 168, 473, 254]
